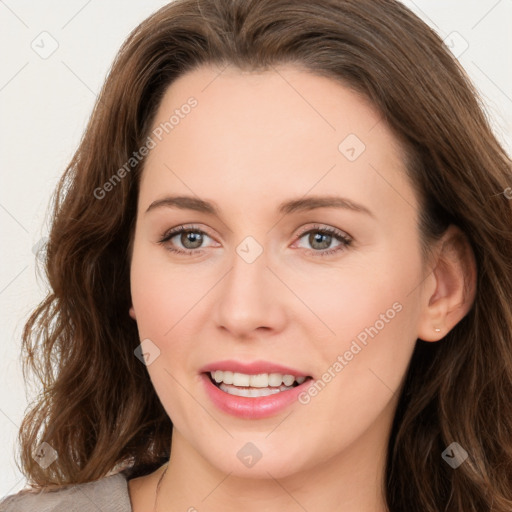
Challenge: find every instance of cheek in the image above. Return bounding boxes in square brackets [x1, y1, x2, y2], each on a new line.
[129, 242, 201, 336]
[286, 251, 416, 350]
[292, 249, 421, 407]
[129, 249, 200, 421]
[129, 244, 217, 392]
[292, 296, 417, 468]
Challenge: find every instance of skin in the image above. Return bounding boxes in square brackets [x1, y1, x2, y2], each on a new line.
[127, 64, 476, 512]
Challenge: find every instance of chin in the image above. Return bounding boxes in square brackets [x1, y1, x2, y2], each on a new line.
[198, 437, 313, 480]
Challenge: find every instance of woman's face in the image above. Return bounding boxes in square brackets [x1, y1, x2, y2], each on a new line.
[129, 64, 430, 479]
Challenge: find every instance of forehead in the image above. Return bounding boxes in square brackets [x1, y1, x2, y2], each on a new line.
[138, 64, 416, 221]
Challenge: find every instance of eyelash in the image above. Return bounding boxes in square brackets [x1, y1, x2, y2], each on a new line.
[157, 223, 353, 257]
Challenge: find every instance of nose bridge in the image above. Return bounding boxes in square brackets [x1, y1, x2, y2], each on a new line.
[213, 237, 286, 335]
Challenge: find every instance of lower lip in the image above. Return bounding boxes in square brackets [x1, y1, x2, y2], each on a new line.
[201, 373, 312, 419]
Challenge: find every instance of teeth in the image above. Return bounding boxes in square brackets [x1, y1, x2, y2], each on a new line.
[282, 374, 295, 386]
[219, 383, 286, 397]
[268, 373, 282, 387]
[232, 372, 251, 386]
[210, 370, 307, 388]
[219, 382, 293, 398]
[249, 374, 269, 387]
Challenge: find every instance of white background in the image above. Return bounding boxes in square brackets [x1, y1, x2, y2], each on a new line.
[1, 0, 511, 497]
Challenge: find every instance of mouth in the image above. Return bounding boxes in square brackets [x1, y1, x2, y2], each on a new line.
[206, 370, 311, 397]
[199, 362, 314, 419]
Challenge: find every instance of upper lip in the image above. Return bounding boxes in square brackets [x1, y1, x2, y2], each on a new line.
[199, 360, 311, 377]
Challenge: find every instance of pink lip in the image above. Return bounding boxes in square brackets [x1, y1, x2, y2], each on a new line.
[201, 374, 312, 419]
[199, 359, 309, 377]
[199, 360, 313, 419]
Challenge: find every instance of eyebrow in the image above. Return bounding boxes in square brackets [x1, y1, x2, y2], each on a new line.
[145, 195, 374, 218]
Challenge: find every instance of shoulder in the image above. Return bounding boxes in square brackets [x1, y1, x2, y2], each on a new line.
[0, 472, 132, 512]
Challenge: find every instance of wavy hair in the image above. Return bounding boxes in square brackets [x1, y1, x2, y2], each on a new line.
[9, 0, 512, 510]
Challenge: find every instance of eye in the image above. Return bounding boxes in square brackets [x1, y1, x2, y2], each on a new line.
[293, 224, 352, 257]
[157, 224, 216, 255]
[158, 223, 352, 257]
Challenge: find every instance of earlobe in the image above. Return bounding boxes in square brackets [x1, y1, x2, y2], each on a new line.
[417, 225, 477, 342]
[129, 306, 137, 320]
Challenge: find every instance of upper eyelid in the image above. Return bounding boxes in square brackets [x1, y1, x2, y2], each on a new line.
[162, 224, 215, 240]
[296, 224, 351, 239]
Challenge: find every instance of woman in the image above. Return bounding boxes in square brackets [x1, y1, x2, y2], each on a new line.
[1, 0, 511, 510]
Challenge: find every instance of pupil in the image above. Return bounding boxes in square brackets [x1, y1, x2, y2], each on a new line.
[310, 232, 331, 250]
[183, 231, 202, 249]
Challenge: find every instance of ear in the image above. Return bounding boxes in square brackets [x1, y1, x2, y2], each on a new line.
[129, 306, 137, 320]
[417, 225, 477, 342]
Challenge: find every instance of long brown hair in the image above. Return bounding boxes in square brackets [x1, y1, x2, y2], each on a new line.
[10, 0, 512, 510]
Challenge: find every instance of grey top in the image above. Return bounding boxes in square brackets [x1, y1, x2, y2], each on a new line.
[0, 472, 133, 512]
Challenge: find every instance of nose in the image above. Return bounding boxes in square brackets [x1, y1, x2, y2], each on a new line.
[213, 245, 288, 339]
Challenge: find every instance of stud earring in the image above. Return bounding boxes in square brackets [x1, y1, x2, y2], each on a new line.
[434, 327, 441, 333]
